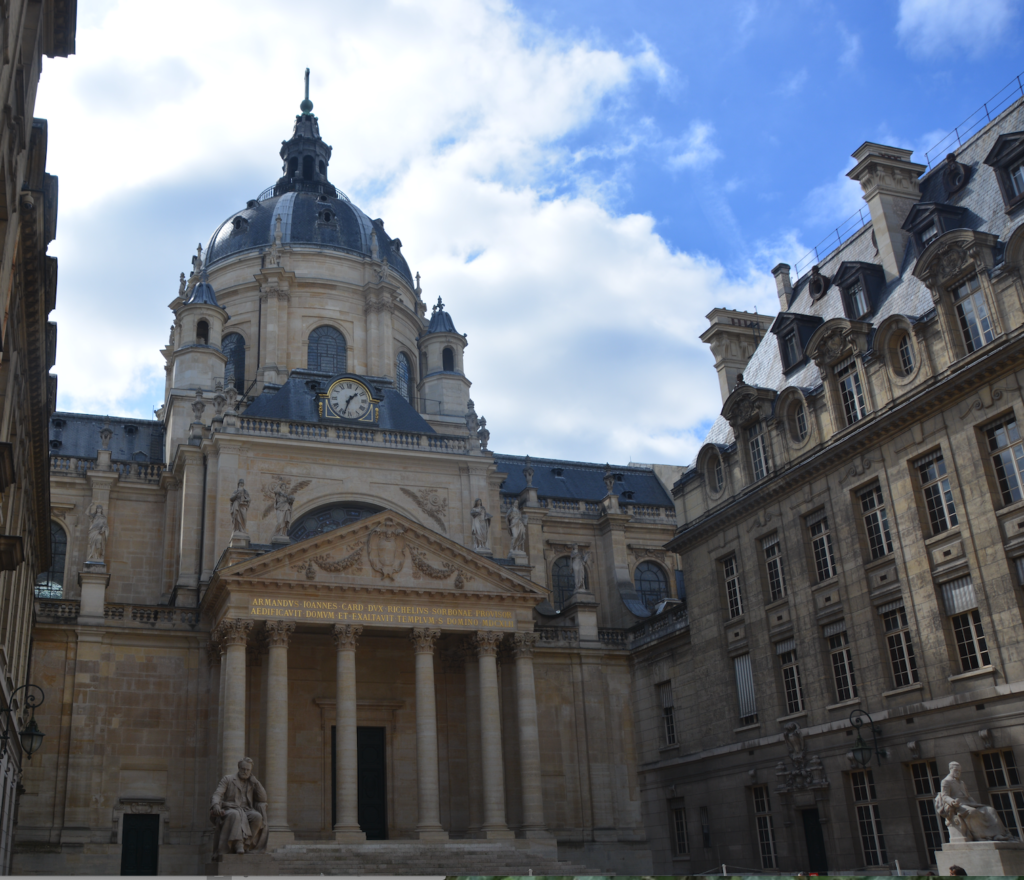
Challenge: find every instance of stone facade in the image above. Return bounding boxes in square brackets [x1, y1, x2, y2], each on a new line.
[636, 98, 1024, 874]
[0, 0, 75, 873]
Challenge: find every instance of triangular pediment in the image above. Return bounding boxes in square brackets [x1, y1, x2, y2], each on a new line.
[210, 509, 544, 604]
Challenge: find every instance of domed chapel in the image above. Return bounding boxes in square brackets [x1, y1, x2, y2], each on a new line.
[18, 80, 682, 874]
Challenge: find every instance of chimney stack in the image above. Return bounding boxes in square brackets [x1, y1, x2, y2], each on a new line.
[700, 308, 775, 406]
[771, 264, 793, 311]
[847, 143, 926, 282]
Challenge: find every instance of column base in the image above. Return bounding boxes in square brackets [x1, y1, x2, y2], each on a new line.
[515, 826, 551, 838]
[333, 827, 367, 843]
[415, 828, 449, 840]
[265, 828, 295, 849]
[468, 827, 515, 839]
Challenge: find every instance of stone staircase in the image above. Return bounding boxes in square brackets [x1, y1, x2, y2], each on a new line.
[209, 839, 599, 876]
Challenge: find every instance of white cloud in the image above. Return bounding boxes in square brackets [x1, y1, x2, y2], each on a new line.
[838, 24, 861, 68]
[775, 69, 808, 98]
[896, 0, 1018, 58]
[39, 0, 774, 466]
[666, 121, 722, 171]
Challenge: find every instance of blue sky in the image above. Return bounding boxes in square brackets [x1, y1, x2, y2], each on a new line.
[36, 0, 1024, 466]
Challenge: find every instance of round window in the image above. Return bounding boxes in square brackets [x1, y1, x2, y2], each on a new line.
[894, 332, 915, 376]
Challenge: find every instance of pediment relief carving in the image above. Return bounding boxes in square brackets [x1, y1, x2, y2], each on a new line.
[913, 229, 1000, 294]
[805, 319, 872, 371]
[722, 384, 776, 429]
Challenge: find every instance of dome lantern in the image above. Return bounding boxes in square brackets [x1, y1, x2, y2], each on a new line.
[274, 69, 335, 198]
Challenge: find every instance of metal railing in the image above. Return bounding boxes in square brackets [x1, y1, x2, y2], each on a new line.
[924, 72, 1024, 168]
[256, 181, 352, 202]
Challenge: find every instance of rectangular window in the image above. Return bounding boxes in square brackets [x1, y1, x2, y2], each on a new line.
[951, 608, 990, 671]
[777, 640, 804, 715]
[849, 283, 869, 318]
[827, 626, 858, 702]
[1011, 163, 1024, 198]
[987, 419, 1024, 506]
[911, 761, 948, 864]
[723, 554, 743, 619]
[881, 604, 919, 688]
[672, 806, 688, 855]
[762, 533, 787, 602]
[920, 223, 940, 246]
[796, 403, 808, 440]
[835, 356, 867, 425]
[748, 420, 769, 481]
[734, 653, 757, 726]
[714, 456, 723, 491]
[851, 769, 888, 866]
[917, 452, 959, 535]
[1016, 556, 1024, 588]
[809, 512, 838, 582]
[860, 483, 895, 559]
[783, 331, 800, 366]
[752, 785, 778, 870]
[699, 806, 711, 849]
[658, 681, 677, 746]
[954, 275, 994, 353]
[983, 750, 1024, 838]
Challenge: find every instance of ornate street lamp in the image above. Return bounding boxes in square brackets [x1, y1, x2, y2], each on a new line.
[849, 708, 884, 767]
[0, 684, 45, 759]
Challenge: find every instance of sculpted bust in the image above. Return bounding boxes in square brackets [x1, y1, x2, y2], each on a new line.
[210, 757, 268, 855]
[934, 761, 1014, 842]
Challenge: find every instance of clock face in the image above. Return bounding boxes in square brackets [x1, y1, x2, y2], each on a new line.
[327, 380, 372, 419]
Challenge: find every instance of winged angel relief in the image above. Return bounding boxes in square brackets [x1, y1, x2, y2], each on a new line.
[262, 477, 311, 538]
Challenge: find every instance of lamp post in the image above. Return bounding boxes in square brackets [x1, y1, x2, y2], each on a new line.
[849, 708, 884, 767]
[0, 684, 45, 759]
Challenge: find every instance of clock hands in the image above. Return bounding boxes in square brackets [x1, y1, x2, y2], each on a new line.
[340, 392, 359, 415]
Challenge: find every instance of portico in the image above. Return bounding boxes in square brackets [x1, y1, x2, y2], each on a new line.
[205, 511, 547, 843]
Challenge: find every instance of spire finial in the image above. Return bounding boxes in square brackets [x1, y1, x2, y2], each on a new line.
[300, 68, 313, 115]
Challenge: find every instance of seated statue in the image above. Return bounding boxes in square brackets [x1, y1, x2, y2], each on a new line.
[210, 757, 269, 855]
[934, 761, 1016, 842]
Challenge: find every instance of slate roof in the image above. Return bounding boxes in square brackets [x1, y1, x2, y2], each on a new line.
[493, 454, 673, 506]
[187, 271, 222, 308]
[426, 298, 459, 335]
[243, 370, 436, 434]
[701, 97, 1024, 452]
[49, 413, 165, 463]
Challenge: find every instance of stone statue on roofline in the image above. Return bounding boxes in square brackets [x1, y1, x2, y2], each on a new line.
[934, 761, 1016, 842]
[86, 503, 108, 562]
[229, 480, 250, 535]
[507, 501, 527, 554]
[210, 757, 268, 856]
[470, 498, 491, 551]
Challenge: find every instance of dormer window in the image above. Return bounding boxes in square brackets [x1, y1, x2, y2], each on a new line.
[783, 332, 799, 366]
[848, 283, 869, 319]
[748, 420, 769, 481]
[953, 275, 994, 353]
[920, 223, 939, 246]
[984, 131, 1024, 212]
[771, 312, 822, 374]
[833, 262, 886, 321]
[1012, 162, 1024, 198]
[834, 356, 867, 425]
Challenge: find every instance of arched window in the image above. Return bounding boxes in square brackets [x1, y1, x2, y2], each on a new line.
[288, 156, 298, 176]
[302, 155, 314, 181]
[634, 561, 668, 612]
[551, 556, 581, 612]
[196, 320, 209, 345]
[318, 160, 326, 175]
[396, 352, 412, 402]
[307, 326, 347, 374]
[289, 502, 384, 542]
[222, 333, 246, 394]
[34, 522, 67, 598]
[442, 346, 455, 372]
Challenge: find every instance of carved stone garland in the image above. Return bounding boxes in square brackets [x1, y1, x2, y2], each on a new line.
[400, 487, 448, 533]
[409, 547, 466, 589]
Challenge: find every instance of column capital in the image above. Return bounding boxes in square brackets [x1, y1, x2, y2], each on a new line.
[475, 630, 503, 657]
[333, 624, 363, 651]
[410, 627, 441, 654]
[266, 620, 295, 648]
[215, 618, 253, 648]
[512, 632, 537, 659]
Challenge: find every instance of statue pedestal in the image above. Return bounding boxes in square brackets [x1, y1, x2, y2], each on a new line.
[936, 840, 1024, 876]
[564, 589, 599, 642]
[77, 565, 110, 624]
[270, 534, 291, 546]
[230, 531, 250, 549]
[509, 550, 528, 565]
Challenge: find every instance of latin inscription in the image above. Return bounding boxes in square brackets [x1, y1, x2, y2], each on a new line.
[248, 597, 514, 630]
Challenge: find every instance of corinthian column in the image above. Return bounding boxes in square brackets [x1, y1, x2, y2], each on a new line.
[265, 621, 295, 846]
[333, 624, 365, 842]
[217, 618, 252, 776]
[411, 627, 447, 839]
[513, 632, 547, 836]
[475, 631, 513, 838]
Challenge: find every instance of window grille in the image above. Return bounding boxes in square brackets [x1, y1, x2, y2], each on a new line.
[860, 483, 894, 559]
[983, 750, 1024, 838]
[672, 807, 688, 855]
[776, 640, 804, 715]
[809, 514, 838, 582]
[835, 357, 867, 425]
[851, 769, 888, 866]
[307, 325, 347, 374]
[881, 605, 919, 688]
[658, 681, 676, 746]
[917, 453, 958, 535]
[828, 629, 857, 702]
[723, 555, 743, 619]
[898, 332, 915, 374]
[953, 275, 994, 353]
[752, 785, 778, 869]
[911, 761, 948, 864]
[986, 418, 1024, 506]
[699, 806, 711, 849]
[34, 522, 67, 599]
[762, 533, 787, 601]
[733, 653, 757, 725]
[748, 420, 769, 481]
[550, 557, 576, 611]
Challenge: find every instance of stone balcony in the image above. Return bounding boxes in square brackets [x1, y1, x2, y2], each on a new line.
[237, 417, 471, 454]
[35, 599, 200, 629]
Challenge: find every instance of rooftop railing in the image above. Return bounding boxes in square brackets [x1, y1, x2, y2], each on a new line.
[238, 417, 471, 454]
[791, 206, 871, 280]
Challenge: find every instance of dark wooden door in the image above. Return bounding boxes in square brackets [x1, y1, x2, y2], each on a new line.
[331, 725, 388, 839]
[357, 726, 387, 839]
[120, 814, 159, 876]
[802, 808, 829, 874]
